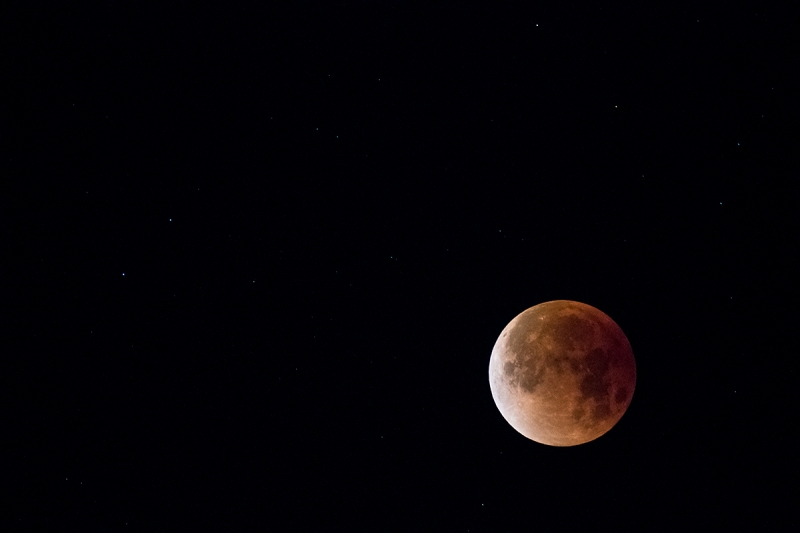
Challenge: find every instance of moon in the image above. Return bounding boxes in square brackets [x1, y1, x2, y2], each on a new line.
[489, 300, 636, 446]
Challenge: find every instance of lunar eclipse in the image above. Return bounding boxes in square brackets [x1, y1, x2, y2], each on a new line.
[489, 300, 636, 446]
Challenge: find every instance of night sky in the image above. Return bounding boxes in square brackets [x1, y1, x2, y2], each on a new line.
[8, 1, 798, 530]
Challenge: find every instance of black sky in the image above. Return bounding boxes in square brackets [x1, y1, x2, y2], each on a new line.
[7, 1, 799, 530]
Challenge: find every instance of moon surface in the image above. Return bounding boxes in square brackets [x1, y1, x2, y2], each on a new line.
[489, 300, 636, 446]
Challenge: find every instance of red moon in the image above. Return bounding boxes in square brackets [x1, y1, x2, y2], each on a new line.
[489, 300, 636, 446]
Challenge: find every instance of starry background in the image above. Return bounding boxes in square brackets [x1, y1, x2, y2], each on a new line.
[6, 1, 799, 531]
